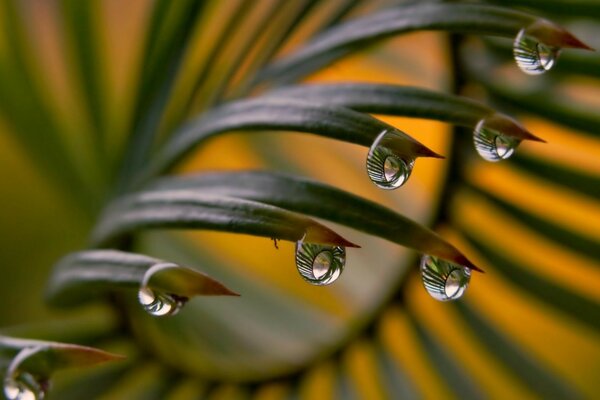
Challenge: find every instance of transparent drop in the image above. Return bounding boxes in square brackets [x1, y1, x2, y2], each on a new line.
[367, 130, 415, 189]
[420, 255, 471, 301]
[138, 286, 187, 317]
[513, 27, 560, 75]
[295, 242, 345, 285]
[3, 372, 46, 400]
[473, 118, 521, 162]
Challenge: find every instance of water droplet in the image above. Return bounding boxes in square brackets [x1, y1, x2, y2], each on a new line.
[295, 242, 345, 285]
[367, 130, 415, 189]
[420, 255, 471, 301]
[513, 27, 560, 75]
[473, 118, 521, 162]
[138, 286, 187, 317]
[4, 371, 47, 400]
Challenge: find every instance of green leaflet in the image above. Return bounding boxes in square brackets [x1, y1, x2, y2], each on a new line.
[140, 98, 441, 184]
[256, 3, 538, 84]
[45, 250, 238, 307]
[269, 83, 493, 127]
[267, 84, 539, 141]
[148, 171, 483, 272]
[92, 191, 359, 249]
[0, 336, 122, 377]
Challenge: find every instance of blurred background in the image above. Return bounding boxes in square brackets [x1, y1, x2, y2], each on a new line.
[0, 0, 599, 398]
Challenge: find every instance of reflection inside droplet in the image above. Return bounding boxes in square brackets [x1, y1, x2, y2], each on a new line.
[295, 242, 345, 285]
[473, 118, 521, 162]
[367, 130, 415, 189]
[513, 27, 560, 75]
[420, 255, 471, 301]
[138, 286, 187, 317]
[4, 371, 46, 400]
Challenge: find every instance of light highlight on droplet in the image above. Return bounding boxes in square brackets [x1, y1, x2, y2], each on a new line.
[3, 371, 46, 400]
[513, 27, 560, 75]
[473, 118, 521, 162]
[295, 242, 345, 285]
[367, 130, 415, 189]
[138, 286, 187, 317]
[420, 255, 471, 301]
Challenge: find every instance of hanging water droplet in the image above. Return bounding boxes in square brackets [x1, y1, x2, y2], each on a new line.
[367, 130, 415, 189]
[3, 371, 47, 400]
[295, 242, 345, 285]
[138, 286, 187, 317]
[473, 118, 521, 162]
[513, 27, 560, 75]
[420, 255, 471, 301]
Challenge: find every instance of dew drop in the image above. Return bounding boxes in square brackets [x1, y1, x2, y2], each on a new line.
[367, 130, 415, 189]
[473, 118, 521, 162]
[420, 255, 471, 301]
[3, 371, 47, 400]
[138, 286, 187, 317]
[295, 242, 345, 285]
[513, 27, 560, 75]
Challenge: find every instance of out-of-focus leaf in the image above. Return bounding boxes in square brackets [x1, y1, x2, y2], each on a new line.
[149, 171, 483, 272]
[117, 0, 206, 191]
[464, 50, 600, 137]
[453, 301, 580, 398]
[511, 154, 600, 200]
[46, 250, 238, 308]
[59, 0, 107, 159]
[0, 2, 99, 210]
[406, 310, 484, 399]
[456, 223, 600, 332]
[465, 185, 600, 261]
[0, 336, 123, 377]
[226, 0, 362, 101]
[257, 3, 547, 84]
[141, 98, 442, 183]
[94, 363, 173, 400]
[92, 191, 359, 250]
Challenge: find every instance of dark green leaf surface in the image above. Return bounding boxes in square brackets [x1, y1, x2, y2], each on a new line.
[46, 250, 238, 307]
[485, 0, 600, 18]
[149, 171, 483, 272]
[142, 98, 441, 183]
[269, 83, 493, 127]
[268, 84, 541, 141]
[92, 191, 359, 250]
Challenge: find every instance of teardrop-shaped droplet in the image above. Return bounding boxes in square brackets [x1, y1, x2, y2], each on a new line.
[473, 118, 521, 162]
[513, 27, 560, 75]
[367, 130, 415, 189]
[4, 371, 47, 400]
[138, 286, 187, 317]
[420, 255, 471, 301]
[295, 242, 345, 285]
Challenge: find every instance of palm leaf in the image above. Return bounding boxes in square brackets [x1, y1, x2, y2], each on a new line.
[0, 0, 598, 398]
